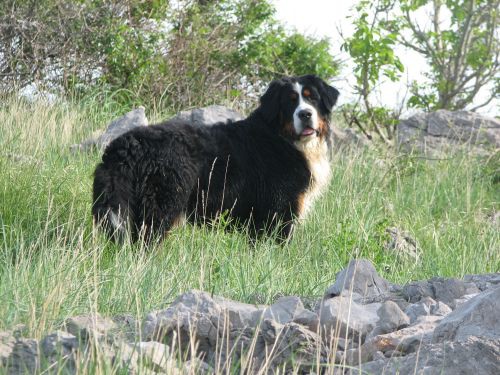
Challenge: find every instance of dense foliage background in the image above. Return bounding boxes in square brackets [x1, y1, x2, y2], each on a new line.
[0, 0, 339, 112]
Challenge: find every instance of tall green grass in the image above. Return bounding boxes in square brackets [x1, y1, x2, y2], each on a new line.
[0, 95, 498, 341]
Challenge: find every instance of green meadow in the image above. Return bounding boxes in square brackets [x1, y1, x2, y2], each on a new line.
[0, 96, 498, 372]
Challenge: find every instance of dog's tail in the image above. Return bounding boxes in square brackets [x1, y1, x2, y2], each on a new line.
[92, 162, 136, 243]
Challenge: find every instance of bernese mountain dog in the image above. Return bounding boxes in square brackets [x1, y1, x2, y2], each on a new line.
[92, 75, 339, 243]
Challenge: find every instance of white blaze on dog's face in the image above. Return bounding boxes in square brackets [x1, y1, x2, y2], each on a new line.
[258, 75, 339, 144]
[292, 82, 320, 141]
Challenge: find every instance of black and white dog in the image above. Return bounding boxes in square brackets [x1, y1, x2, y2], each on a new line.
[92, 75, 339, 243]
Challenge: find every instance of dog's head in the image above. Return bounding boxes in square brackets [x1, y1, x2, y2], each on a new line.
[258, 75, 339, 144]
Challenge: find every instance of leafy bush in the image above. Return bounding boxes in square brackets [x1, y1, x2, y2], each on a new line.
[0, 0, 340, 112]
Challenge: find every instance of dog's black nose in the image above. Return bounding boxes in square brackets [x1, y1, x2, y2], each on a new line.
[298, 109, 312, 120]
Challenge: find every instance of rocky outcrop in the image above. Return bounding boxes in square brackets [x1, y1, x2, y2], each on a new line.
[397, 110, 500, 156]
[1, 260, 498, 374]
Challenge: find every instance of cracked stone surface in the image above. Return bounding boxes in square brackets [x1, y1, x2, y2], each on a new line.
[397, 110, 500, 156]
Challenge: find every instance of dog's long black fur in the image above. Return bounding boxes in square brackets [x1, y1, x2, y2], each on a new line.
[93, 75, 339, 243]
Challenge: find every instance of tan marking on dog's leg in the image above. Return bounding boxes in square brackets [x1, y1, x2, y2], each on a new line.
[171, 213, 187, 228]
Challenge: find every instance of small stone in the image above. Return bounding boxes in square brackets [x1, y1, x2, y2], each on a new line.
[370, 300, 410, 337]
[183, 358, 213, 374]
[430, 300, 452, 317]
[0, 331, 15, 366]
[404, 296, 451, 323]
[258, 296, 319, 331]
[7, 338, 39, 374]
[135, 341, 172, 372]
[64, 313, 117, 341]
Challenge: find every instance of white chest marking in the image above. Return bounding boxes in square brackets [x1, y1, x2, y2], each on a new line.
[294, 138, 331, 219]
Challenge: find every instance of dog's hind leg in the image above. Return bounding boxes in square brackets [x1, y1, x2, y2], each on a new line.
[92, 163, 136, 243]
[136, 166, 193, 243]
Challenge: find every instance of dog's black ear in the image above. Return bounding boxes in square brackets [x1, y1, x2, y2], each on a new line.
[319, 80, 340, 113]
[259, 78, 287, 124]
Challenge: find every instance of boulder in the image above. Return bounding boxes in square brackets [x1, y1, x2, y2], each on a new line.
[433, 285, 500, 342]
[345, 315, 443, 366]
[259, 296, 319, 331]
[463, 273, 500, 291]
[71, 107, 148, 152]
[402, 277, 480, 309]
[325, 259, 391, 300]
[318, 291, 381, 342]
[331, 126, 370, 151]
[353, 336, 500, 375]
[5, 338, 39, 375]
[40, 330, 78, 371]
[167, 105, 243, 126]
[255, 319, 328, 373]
[143, 290, 260, 361]
[0, 331, 15, 367]
[64, 313, 118, 342]
[369, 300, 410, 337]
[397, 110, 500, 156]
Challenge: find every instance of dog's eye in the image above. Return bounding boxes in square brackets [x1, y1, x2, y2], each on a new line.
[303, 89, 311, 98]
[290, 92, 298, 101]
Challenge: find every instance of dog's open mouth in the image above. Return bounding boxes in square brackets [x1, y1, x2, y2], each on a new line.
[301, 127, 317, 137]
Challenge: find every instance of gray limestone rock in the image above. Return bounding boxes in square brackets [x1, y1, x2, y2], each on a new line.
[71, 107, 148, 152]
[318, 291, 381, 343]
[256, 319, 328, 373]
[369, 300, 410, 337]
[5, 338, 39, 375]
[463, 273, 500, 291]
[345, 315, 443, 366]
[397, 110, 500, 156]
[40, 330, 78, 369]
[325, 259, 391, 300]
[433, 285, 500, 343]
[353, 336, 500, 375]
[330, 126, 370, 151]
[259, 296, 319, 331]
[402, 277, 480, 309]
[168, 105, 243, 127]
[0, 331, 15, 369]
[64, 313, 118, 342]
[404, 296, 452, 323]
